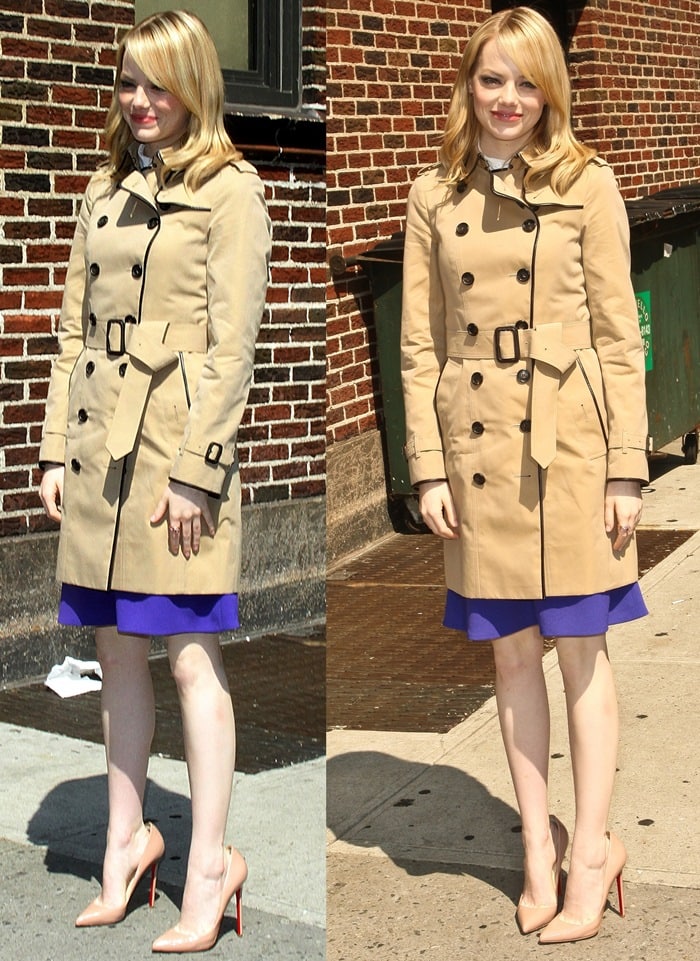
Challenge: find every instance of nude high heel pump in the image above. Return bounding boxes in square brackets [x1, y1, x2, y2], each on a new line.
[151, 846, 247, 953]
[75, 822, 165, 927]
[516, 815, 569, 935]
[539, 831, 626, 944]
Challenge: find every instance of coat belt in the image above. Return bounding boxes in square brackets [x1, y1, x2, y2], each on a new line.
[446, 321, 593, 469]
[84, 319, 208, 462]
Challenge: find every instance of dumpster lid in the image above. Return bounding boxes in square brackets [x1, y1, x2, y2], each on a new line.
[626, 184, 700, 227]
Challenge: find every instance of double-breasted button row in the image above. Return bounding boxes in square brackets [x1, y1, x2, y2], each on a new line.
[462, 268, 530, 286]
[522, 218, 537, 232]
[473, 472, 486, 486]
[90, 262, 144, 278]
[456, 222, 469, 236]
[78, 408, 88, 423]
[517, 368, 531, 384]
[471, 371, 483, 387]
[472, 421, 484, 435]
[97, 215, 108, 228]
[70, 458, 81, 473]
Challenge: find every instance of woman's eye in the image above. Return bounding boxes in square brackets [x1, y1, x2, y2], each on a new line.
[481, 75, 500, 86]
[521, 80, 537, 90]
[119, 78, 135, 89]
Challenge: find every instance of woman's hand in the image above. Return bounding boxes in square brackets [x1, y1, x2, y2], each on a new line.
[150, 480, 216, 558]
[39, 465, 65, 523]
[418, 480, 460, 539]
[605, 479, 643, 552]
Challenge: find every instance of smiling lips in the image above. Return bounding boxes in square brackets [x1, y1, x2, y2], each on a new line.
[492, 110, 522, 121]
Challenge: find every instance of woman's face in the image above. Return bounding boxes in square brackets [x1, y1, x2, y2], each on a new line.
[118, 51, 189, 156]
[469, 38, 546, 159]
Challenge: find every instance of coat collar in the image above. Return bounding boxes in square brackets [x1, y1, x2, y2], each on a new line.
[119, 143, 210, 211]
[466, 149, 582, 209]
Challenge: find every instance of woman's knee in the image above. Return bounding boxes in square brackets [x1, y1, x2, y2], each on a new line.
[492, 627, 544, 681]
[168, 636, 222, 694]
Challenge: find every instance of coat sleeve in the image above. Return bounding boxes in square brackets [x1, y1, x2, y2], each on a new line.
[168, 166, 271, 494]
[400, 173, 448, 486]
[581, 162, 649, 483]
[39, 178, 96, 466]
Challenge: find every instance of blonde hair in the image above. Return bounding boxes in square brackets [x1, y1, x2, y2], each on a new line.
[440, 6, 595, 194]
[104, 9, 241, 190]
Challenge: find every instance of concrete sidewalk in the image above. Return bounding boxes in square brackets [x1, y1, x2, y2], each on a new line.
[328, 449, 700, 960]
[0, 725, 324, 960]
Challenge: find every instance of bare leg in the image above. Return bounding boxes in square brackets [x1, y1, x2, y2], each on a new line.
[492, 626, 556, 907]
[167, 632, 236, 936]
[95, 625, 155, 906]
[556, 634, 619, 920]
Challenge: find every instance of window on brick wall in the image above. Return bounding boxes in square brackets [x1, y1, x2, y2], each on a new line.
[135, 0, 301, 111]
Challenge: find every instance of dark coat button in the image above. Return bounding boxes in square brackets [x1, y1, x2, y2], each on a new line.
[86, 361, 95, 376]
[461, 271, 474, 286]
[516, 319, 529, 330]
[473, 472, 486, 486]
[77, 408, 88, 423]
[119, 363, 128, 377]
[89, 312, 97, 326]
[520, 419, 532, 432]
[456, 180, 466, 194]
[522, 219, 537, 232]
[147, 216, 159, 230]
[472, 421, 485, 435]
[131, 264, 143, 278]
[471, 371, 483, 387]
[124, 314, 136, 324]
[70, 458, 81, 473]
[516, 368, 531, 384]
[516, 268, 530, 283]
[467, 323, 479, 336]
[455, 222, 469, 236]
[89, 263, 100, 277]
[97, 215, 108, 228]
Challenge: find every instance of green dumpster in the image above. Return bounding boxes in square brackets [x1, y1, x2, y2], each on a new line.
[627, 186, 700, 463]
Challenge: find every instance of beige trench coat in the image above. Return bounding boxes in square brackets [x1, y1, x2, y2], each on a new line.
[40, 152, 271, 594]
[401, 154, 648, 599]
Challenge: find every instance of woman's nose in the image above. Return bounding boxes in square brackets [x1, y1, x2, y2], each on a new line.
[132, 85, 150, 108]
[499, 82, 518, 104]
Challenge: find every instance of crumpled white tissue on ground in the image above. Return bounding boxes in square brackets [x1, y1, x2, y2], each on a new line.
[45, 656, 102, 698]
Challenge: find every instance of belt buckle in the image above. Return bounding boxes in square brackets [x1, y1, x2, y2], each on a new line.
[106, 318, 126, 357]
[494, 325, 520, 363]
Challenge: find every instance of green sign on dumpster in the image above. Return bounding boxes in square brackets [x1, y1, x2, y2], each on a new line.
[636, 290, 653, 371]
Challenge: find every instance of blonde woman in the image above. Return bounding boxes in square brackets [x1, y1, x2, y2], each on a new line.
[39, 11, 270, 953]
[401, 7, 647, 944]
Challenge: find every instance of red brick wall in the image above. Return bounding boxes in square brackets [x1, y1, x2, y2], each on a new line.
[0, 0, 325, 537]
[327, 0, 700, 448]
[569, 0, 700, 194]
[326, 1, 488, 446]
